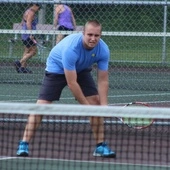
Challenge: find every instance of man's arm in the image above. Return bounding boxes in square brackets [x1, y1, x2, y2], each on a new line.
[64, 69, 89, 105]
[97, 70, 109, 105]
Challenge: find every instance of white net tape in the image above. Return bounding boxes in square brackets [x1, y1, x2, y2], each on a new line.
[1, 102, 170, 119]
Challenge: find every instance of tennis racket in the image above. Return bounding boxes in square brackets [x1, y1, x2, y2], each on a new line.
[32, 39, 47, 49]
[118, 102, 154, 130]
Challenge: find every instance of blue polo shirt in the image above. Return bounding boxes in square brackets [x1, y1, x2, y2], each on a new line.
[46, 33, 110, 74]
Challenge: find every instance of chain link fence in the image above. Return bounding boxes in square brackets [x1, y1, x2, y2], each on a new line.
[0, 0, 170, 106]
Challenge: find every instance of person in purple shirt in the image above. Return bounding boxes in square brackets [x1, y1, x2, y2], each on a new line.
[16, 20, 116, 158]
[14, 4, 41, 73]
[53, 4, 76, 44]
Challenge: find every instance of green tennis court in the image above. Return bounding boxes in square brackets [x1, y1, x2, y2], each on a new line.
[1, 2, 170, 169]
[1, 112, 170, 170]
[1, 157, 169, 170]
[1, 64, 170, 106]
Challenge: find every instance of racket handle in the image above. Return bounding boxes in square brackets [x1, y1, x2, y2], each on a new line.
[32, 39, 37, 44]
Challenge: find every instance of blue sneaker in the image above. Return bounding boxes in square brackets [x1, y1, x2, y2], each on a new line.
[93, 142, 116, 158]
[16, 141, 29, 156]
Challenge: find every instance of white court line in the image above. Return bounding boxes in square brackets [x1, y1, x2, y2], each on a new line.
[0, 156, 169, 168]
[0, 156, 17, 160]
[2, 92, 170, 99]
[0, 95, 75, 99]
[0, 93, 170, 104]
[0, 92, 170, 102]
[1, 92, 170, 99]
[108, 92, 170, 98]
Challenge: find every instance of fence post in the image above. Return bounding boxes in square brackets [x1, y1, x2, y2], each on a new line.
[162, 0, 167, 65]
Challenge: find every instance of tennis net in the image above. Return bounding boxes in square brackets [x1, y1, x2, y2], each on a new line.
[0, 102, 170, 170]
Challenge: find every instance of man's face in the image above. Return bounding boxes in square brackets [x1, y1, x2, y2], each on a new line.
[83, 24, 101, 49]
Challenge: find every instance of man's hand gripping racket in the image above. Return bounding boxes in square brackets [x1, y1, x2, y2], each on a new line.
[117, 102, 155, 130]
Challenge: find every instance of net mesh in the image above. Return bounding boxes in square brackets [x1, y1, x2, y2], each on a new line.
[0, 102, 170, 170]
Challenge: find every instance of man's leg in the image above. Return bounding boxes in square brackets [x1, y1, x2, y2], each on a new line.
[16, 100, 52, 156]
[86, 95, 116, 158]
[86, 95, 104, 144]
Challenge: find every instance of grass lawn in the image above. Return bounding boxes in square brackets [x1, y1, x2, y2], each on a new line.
[1, 34, 170, 67]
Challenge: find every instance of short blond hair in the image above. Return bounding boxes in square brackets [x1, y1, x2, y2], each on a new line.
[84, 20, 102, 32]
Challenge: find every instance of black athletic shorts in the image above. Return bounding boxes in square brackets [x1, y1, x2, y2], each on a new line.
[22, 37, 36, 48]
[58, 25, 74, 38]
[38, 69, 98, 101]
[58, 25, 74, 31]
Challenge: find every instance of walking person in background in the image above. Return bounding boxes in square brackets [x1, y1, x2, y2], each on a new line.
[14, 3, 41, 73]
[53, 4, 76, 44]
[16, 20, 116, 158]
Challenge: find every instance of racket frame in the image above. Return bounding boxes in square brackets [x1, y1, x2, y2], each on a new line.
[118, 102, 155, 130]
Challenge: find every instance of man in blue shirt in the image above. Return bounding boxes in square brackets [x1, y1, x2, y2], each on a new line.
[16, 20, 116, 158]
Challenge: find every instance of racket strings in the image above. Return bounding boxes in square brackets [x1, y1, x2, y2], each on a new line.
[123, 102, 154, 129]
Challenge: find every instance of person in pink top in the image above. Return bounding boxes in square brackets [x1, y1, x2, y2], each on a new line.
[53, 4, 76, 44]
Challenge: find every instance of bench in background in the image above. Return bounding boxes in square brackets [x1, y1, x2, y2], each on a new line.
[9, 23, 83, 58]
